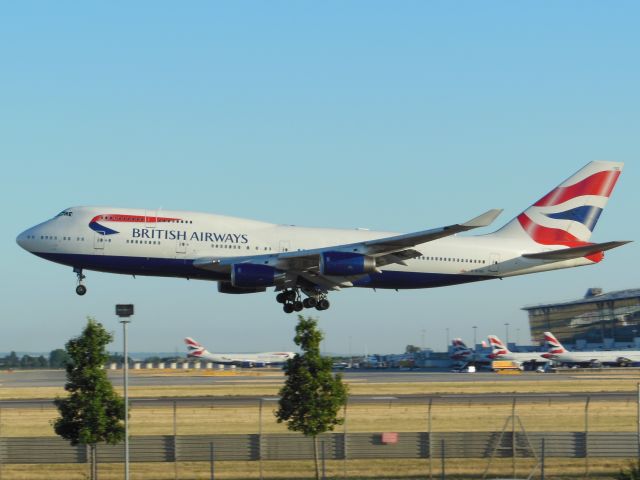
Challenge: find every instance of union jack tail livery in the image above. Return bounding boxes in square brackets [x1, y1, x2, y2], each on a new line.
[488, 335, 509, 359]
[450, 338, 473, 361]
[185, 337, 208, 358]
[491, 161, 624, 261]
[543, 331, 567, 355]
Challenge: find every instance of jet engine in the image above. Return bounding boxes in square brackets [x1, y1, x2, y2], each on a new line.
[319, 251, 377, 276]
[231, 264, 286, 288]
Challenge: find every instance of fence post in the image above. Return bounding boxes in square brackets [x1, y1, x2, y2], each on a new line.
[0, 407, 3, 480]
[0, 408, 4, 480]
[322, 440, 326, 480]
[585, 395, 590, 477]
[343, 401, 348, 479]
[173, 400, 178, 480]
[541, 438, 545, 480]
[210, 442, 215, 480]
[512, 397, 516, 478]
[258, 398, 263, 480]
[428, 397, 433, 480]
[637, 383, 640, 458]
[440, 438, 445, 480]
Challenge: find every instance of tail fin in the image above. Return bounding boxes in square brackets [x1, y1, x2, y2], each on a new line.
[450, 338, 473, 361]
[184, 337, 206, 357]
[543, 331, 567, 355]
[488, 335, 510, 358]
[490, 161, 623, 246]
[451, 338, 469, 350]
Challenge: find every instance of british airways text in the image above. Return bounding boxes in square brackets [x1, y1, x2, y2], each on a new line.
[132, 228, 248, 243]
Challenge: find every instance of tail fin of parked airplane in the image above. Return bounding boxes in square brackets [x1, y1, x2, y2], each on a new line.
[452, 338, 469, 351]
[450, 338, 473, 361]
[184, 337, 208, 358]
[490, 161, 624, 247]
[488, 335, 510, 358]
[543, 331, 568, 355]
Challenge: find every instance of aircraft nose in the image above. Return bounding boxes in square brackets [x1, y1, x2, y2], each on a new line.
[16, 228, 33, 251]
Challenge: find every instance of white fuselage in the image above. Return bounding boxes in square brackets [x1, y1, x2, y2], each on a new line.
[16, 206, 594, 290]
[192, 350, 295, 366]
[493, 351, 549, 364]
[549, 350, 640, 365]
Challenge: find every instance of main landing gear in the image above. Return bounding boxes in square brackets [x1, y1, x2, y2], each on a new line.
[276, 288, 330, 313]
[74, 267, 87, 296]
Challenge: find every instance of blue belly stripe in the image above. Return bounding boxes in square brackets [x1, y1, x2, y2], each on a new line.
[33, 252, 493, 289]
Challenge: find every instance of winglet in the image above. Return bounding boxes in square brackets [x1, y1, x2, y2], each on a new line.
[460, 209, 503, 228]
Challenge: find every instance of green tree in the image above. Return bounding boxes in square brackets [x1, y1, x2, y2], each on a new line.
[617, 460, 640, 480]
[53, 318, 125, 480]
[5, 351, 19, 368]
[276, 315, 348, 479]
[49, 348, 71, 369]
[405, 344, 421, 354]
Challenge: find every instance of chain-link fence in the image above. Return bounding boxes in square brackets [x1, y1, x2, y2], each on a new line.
[1, 394, 639, 479]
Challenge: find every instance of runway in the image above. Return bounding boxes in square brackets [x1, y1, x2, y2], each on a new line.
[1, 368, 637, 409]
[0, 367, 578, 389]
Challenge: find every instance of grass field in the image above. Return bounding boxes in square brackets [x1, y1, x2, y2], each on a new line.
[2, 371, 640, 478]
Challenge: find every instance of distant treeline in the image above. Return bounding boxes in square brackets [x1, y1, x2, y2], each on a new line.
[0, 350, 183, 369]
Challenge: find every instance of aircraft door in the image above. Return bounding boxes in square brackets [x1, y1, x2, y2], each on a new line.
[93, 233, 105, 252]
[489, 253, 500, 272]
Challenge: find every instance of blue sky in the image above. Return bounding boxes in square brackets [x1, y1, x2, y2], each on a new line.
[2, 2, 638, 355]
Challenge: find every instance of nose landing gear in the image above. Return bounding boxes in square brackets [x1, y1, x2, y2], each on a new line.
[74, 267, 87, 296]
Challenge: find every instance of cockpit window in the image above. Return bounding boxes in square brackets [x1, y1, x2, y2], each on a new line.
[56, 210, 73, 218]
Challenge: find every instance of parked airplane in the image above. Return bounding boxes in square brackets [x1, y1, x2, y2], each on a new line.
[542, 331, 640, 367]
[488, 335, 549, 365]
[449, 338, 492, 364]
[16, 161, 629, 313]
[450, 338, 475, 363]
[185, 337, 295, 367]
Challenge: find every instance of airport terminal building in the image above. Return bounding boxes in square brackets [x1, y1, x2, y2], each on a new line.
[524, 288, 640, 348]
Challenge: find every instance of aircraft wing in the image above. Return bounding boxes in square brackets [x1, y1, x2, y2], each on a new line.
[193, 208, 502, 289]
[522, 241, 631, 261]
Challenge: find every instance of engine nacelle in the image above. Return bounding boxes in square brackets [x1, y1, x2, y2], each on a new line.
[319, 251, 377, 276]
[217, 281, 266, 294]
[231, 264, 286, 288]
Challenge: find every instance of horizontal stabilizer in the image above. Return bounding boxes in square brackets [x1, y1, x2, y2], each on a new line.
[522, 241, 631, 261]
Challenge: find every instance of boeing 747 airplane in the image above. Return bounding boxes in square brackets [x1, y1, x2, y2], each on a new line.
[185, 337, 294, 367]
[16, 161, 629, 313]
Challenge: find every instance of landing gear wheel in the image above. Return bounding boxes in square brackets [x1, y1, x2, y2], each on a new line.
[293, 301, 304, 312]
[276, 292, 287, 304]
[283, 303, 295, 314]
[73, 267, 86, 296]
[316, 298, 330, 311]
[303, 297, 317, 309]
[285, 290, 297, 302]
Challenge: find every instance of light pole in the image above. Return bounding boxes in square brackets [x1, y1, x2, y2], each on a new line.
[116, 304, 134, 480]
[505, 322, 510, 345]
